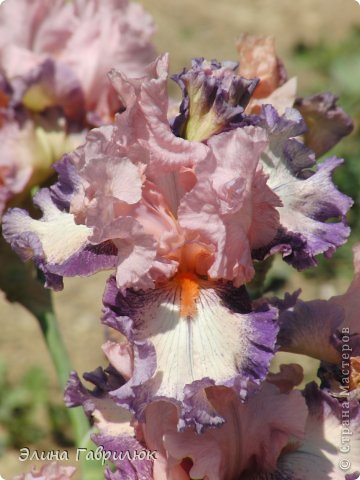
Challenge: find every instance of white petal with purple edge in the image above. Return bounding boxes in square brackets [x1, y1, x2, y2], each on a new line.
[257, 105, 352, 269]
[102, 275, 278, 426]
[3, 189, 92, 265]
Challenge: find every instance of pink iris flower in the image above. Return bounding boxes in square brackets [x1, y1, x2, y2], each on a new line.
[2, 35, 357, 479]
[0, 0, 156, 217]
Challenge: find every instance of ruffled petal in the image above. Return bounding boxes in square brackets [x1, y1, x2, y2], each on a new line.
[105, 217, 158, 291]
[2, 189, 117, 289]
[65, 364, 307, 480]
[102, 341, 134, 382]
[97, 433, 154, 480]
[171, 57, 258, 141]
[143, 401, 190, 480]
[241, 384, 360, 480]
[255, 105, 352, 269]
[109, 54, 209, 173]
[0, 1, 74, 60]
[65, 369, 131, 435]
[102, 274, 278, 428]
[3, 189, 92, 263]
[59, 0, 156, 120]
[66, 369, 189, 479]
[248, 168, 282, 249]
[179, 127, 279, 286]
[69, 144, 183, 288]
[164, 381, 307, 480]
[276, 384, 360, 480]
[3, 122, 186, 289]
[4, 54, 283, 290]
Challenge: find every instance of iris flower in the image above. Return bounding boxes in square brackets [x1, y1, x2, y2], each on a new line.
[236, 33, 353, 157]
[0, 0, 156, 122]
[3, 50, 353, 418]
[0, 0, 156, 217]
[275, 244, 360, 394]
[2, 42, 356, 479]
[66, 351, 360, 479]
[3, 53, 351, 284]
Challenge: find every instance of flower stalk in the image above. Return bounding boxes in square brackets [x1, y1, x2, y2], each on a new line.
[33, 277, 102, 479]
[35, 305, 89, 444]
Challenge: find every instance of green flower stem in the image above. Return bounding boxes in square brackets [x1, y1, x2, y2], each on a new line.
[36, 305, 104, 479]
[36, 308, 89, 445]
[0, 236, 104, 477]
[0, 237, 89, 444]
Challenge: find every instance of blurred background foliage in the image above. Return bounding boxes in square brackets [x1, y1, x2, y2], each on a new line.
[290, 26, 360, 282]
[0, 361, 72, 455]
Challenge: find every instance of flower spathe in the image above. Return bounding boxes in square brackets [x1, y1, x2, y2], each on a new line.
[236, 33, 297, 116]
